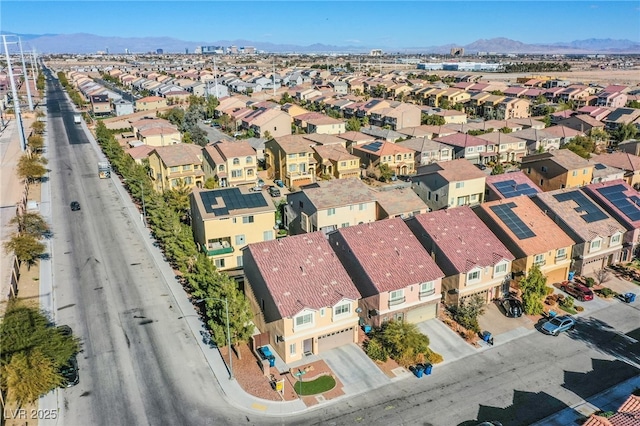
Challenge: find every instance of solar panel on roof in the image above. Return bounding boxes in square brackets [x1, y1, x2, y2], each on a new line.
[553, 191, 608, 223]
[594, 163, 607, 170]
[596, 184, 640, 222]
[200, 188, 268, 216]
[361, 141, 383, 152]
[490, 202, 536, 240]
[493, 180, 539, 199]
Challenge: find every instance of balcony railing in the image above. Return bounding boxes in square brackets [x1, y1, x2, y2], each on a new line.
[555, 254, 568, 262]
[534, 259, 546, 267]
[204, 241, 234, 256]
[388, 296, 406, 307]
[419, 288, 436, 299]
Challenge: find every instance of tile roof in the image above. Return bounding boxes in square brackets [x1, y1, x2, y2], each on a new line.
[412, 206, 515, 273]
[584, 395, 640, 426]
[477, 132, 526, 145]
[312, 144, 358, 162]
[591, 152, 640, 172]
[300, 179, 376, 210]
[371, 186, 428, 217]
[352, 140, 415, 157]
[543, 125, 585, 138]
[583, 179, 640, 229]
[303, 133, 345, 146]
[485, 171, 541, 199]
[417, 158, 486, 182]
[434, 132, 487, 148]
[126, 144, 155, 160]
[208, 140, 256, 160]
[246, 232, 360, 319]
[522, 149, 592, 171]
[332, 218, 444, 293]
[477, 196, 575, 256]
[271, 134, 316, 154]
[192, 186, 274, 220]
[396, 137, 451, 154]
[336, 131, 375, 143]
[151, 143, 202, 167]
[535, 189, 625, 242]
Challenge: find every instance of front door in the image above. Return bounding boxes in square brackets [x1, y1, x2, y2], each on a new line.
[303, 338, 313, 355]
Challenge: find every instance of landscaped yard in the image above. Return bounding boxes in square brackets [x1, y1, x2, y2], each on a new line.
[294, 374, 336, 396]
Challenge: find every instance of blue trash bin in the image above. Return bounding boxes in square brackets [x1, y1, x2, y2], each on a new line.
[363, 325, 372, 334]
[414, 364, 424, 378]
[625, 293, 636, 303]
[568, 271, 575, 281]
[268, 356, 275, 367]
[483, 331, 492, 343]
[424, 363, 433, 375]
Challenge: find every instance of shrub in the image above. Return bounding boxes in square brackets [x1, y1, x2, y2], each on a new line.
[575, 305, 584, 312]
[545, 286, 555, 295]
[560, 296, 574, 309]
[364, 338, 388, 362]
[598, 287, 616, 298]
[426, 350, 444, 364]
[585, 277, 595, 288]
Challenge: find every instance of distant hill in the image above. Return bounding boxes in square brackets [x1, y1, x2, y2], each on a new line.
[4, 32, 640, 54]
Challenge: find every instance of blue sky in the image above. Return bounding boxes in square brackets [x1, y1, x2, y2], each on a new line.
[3, 1, 639, 48]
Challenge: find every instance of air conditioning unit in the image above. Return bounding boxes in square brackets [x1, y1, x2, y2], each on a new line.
[276, 335, 284, 342]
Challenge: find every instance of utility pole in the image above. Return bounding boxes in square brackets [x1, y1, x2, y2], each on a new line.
[213, 56, 219, 98]
[272, 56, 276, 97]
[2, 35, 27, 151]
[18, 38, 33, 111]
[31, 49, 38, 89]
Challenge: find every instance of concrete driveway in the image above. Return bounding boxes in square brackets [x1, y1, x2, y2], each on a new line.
[417, 319, 476, 364]
[320, 343, 390, 395]
[478, 301, 535, 345]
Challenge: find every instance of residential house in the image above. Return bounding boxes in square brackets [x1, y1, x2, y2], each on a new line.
[521, 149, 594, 191]
[406, 207, 515, 305]
[265, 135, 316, 188]
[555, 114, 606, 135]
[359, 126, 405, 142]
[91, 94, 111, 116]
[242, 232, 361, 363]
[306, 115, 346, 135]
[202, 140, 258, 187]
[477, 132, 528, 163]
[589, 152, 640, 188]
[352, 140, 415, 175]
[396, 137, 453, 167]
[131, 118, 182, 146]
[589, 160, 626, 184]
[337, 131, 376, 153]
[148, 144, 204, 192]
[312, 144, 360, 179]
[114, 99, 134, 116]
[328, 219, 444, 327]
[533, 189, 626, 275]
[284, 179, 376, 235]
[510, 127, 562, 154]
[485, 171, 541, 201]
[496, 98, 531, 120]
[596, 88, 628, 108]
[190, 187, 276, 270]
[433, 132, 488, 164]
[603, 108, 640, 133]
[242, 108, 291, 138]
[543, 125, 585, 144]
[412, 159, 486, 210]
[372, 186, 429, 219]
[618, 139, 640, 156]
[369, 103, 421, 130]
[474, 196, 574, 284]
[583, 180, 640, 261]
[135, 95, 168, 111]
[329, 81, 349, 95]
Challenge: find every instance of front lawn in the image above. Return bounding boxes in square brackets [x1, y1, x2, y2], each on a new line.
[293, 374, 336, 396]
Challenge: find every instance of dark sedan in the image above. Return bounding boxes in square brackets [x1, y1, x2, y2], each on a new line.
[500, 297, 524, 317]
[60, 354, 79, 387]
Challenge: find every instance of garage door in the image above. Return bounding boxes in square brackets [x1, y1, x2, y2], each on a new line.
[546, 267, 568, 285]
[406, 303, 437, 323]
[317, 327, 354, 352]
[292, 178, 312, 188]
[582, 257, 606, 276]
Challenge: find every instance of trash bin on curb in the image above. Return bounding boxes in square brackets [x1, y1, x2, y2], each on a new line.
[624, 293, 636, 303]
[424, 363, 433, 375]
[414, 364, 424, 378]
[482, 331, 492, 343]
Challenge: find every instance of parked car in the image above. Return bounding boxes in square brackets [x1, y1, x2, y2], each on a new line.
[560, 281, 594, 301]
[70, 201, 81, 211]
[274, 179, 284, 188]
[60, 354, 79, 387]
[500, 297, 523, 317]
[268, 187, 281, 197]
[57, 325, 72, 337]
[541, 315, 575, 336]
[475, 163, 487, 170]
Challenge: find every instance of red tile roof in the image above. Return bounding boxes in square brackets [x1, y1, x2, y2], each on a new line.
[411, 206, 514, 273]
[435, 132, 487, 148]
[331, 218, 444, 293]
[246, 232, 360, 318]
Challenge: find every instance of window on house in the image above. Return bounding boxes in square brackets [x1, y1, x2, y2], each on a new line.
[389, 289, 404, 302]
[327, 208, 336, 216]
[467, 147, 474, 153]
[541, 166, 548, 172]
[182, 165, 191, 171]
[170, 166, 179, 172]
[334, 303, 350, 316]
[590, 239, 602, 252]
[235, 234, 245, 245]
[231, 170, 243, 178]
[467, 270, 480, 282]
[435, 194, 439, 201]
[494, 263, 507, 275]
[263, 230, 274, 241]
[420, 281, 434, 295]
[572, 170, 578, 177]
[171, 179, 179, 188]
[534, 254, 545, 265]
[288, 164, 297, 172]
[583, 168, 587, 174]
[610, 233, 622, 245]
[341, 222, 349, 228]
[295, 312, 313, 327]
[236, 256, 243, 267]
[289, 343, 296, 355]
[184, 177, 193, 185]
[359, 203, 366, 211]
[320, 308, 325, 317]
[233, 158, 240, 165]
[243, 216, 254, 224]
[556, 248, 567, 260]
[247, 169, 254, 176]
[246, 156, 253, 164]
[455, 182, 464, 189]
[218, 165, 225, 172]
[299, 152, 306, 157]
[214, 258, 225, 268]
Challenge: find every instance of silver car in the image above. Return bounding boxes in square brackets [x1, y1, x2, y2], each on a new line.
[541, 315, 575, 336]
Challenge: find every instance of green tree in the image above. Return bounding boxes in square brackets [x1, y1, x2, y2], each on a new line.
[589, 127, 610, 144]
[562, 135, 594, 159]
[519, 264, 548, 315]
[164, 179, 191, 222]
[346, 117, 361, 132]
[17, 154, 47, 184]
[4, 349, 63, 406]
[421, 114, 446, 126]
[626, 100, 640, 109]
[369, 320, 436, 367]
[27, 134, 44, 154]
[204, 177, 218, 189]
[613, 122, 638, 143]
[378, 163, 394, 182]
[9, 212, 49, 238]
[491, 163, 505, 175]
[205, 96, 220, 119]
[3, 234, 45, 267]
[450, 294, 485, 333]
[499, 127, 512, 134]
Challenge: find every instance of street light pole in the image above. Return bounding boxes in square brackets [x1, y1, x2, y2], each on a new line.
[139, 182, 147, 226]
[197, 297, 234, 380]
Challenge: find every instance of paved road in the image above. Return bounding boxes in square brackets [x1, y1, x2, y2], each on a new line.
[42, 68, 247, 426]
[290, 303, 640, 426]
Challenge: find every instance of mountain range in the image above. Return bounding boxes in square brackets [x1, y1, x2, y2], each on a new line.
[3, 32, 640, 54]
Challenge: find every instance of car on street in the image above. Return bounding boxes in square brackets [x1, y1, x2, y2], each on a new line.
[541, 315, 575, 336]
[60, 354, 79, 387]
[500, 297, 523, 317]
[268, 187, 281, 197]
[70, 201, 81, 211]
[57, 325, 72, 336]
[560, 281, 594, 301]
[475, 163, 487, 170]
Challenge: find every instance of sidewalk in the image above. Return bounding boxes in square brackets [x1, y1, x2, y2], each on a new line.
[532, 374, 640, 426]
